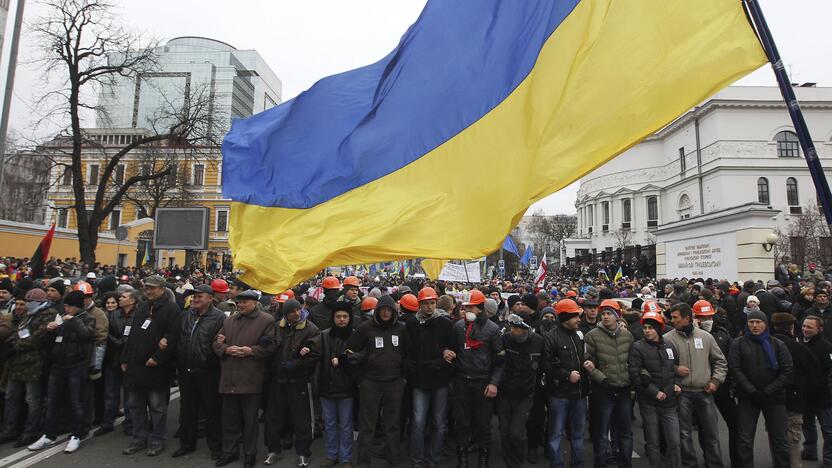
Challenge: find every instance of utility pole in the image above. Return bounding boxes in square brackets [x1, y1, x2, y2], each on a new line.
[0, 0, 26, 199]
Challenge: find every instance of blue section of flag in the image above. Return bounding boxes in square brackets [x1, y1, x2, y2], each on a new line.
[502, 236, 521, 257]
[520, 247, 532, 265]
[222, 0, 580, 209]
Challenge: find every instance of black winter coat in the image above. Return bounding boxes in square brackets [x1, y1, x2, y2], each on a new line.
[501, 331, 545, 397]
[46, 310, 96, 367]
[121, 294, 182, 391]
[104, 308, 135, 369]
[543, 324, 589, 399]
[345, 296, 408, 382]
[318, 327, 358, 399]
[628, 338, 679, 408]
[271, 317, 321, 383]
[451, 314, 505, 385]
[805, 335, 832, 409]
[774, 333, 819, 414]
[707, 324, 733, 395]
[177, 306, 225, 373]
[404, 314, 455, 390]
[729, 334, 793, 404]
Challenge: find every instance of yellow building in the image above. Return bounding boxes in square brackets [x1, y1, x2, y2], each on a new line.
[40, 129, 232, 268]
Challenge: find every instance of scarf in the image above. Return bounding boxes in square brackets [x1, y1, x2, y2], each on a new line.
[417, 309, 440, 323]
[599, 322, 621, 337]
[25, 301, 47, 315]
[680, 323, 694, 336]
[465, 321, 485, 350]
[748, 327, 778, 370]
[699, 320, 714, 332]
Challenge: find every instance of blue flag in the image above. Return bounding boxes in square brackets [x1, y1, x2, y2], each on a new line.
[520, 247, 532, 265]
[502, 236, 521, 257]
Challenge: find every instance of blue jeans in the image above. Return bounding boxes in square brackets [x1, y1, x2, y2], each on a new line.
[0, 380, 43, 439]
[677, 392, 724, 468]
[410, 386, 449, 465]
[129, 390, 169, 448]
[547, 397, 587, 468]
[320, 397, 354, 463]
[803, 406, 832, 465]
[102, 366, 131, 431]
[589, 389, 633, 468]
[44, 364, 87, 439]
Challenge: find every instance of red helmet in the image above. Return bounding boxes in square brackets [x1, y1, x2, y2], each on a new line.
[693, 299, 715, 316]
[343, 276, 361, 287]
[275, 289, 295, 304]
[417, 287, 438, 302]
[322, 276, 341, 290]
[361, 297, 378, 311]
[462, 290, 486, 306]
[210, 279, 229, 294]
[73, 281, 94, 296]
[554, 299, 582, 315]
[642, 301, 661, 314]
[640, 310, 665, 326]
[399, 293, 419, 312]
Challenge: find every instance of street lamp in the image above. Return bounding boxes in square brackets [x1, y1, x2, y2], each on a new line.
[762, 232, 778, 252]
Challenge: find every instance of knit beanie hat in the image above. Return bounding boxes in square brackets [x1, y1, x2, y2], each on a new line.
[63, 290, 85, 309]
[746, 309, 767, 324]
[746, 295, 759, 305]
[484, 298, 498, 318]
[47, 277, 66, 296]
[520, 293, 539, 311]
[507, 295, 521, 309]
[23, 288, 48, 302]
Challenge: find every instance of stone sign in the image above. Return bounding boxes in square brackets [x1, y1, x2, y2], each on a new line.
[665, 231, 737, 280]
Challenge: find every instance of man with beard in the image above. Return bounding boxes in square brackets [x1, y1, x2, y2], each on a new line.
[310, 277, 341, 332]
[346, 296, 409, 468]
[318, 302, 359, 468]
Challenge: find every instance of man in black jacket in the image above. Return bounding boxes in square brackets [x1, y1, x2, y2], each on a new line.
[173, 284, 226, 459]
[806, 289, 832, 341]
[97, 289, 139, 437]
[544, 299, 590, 468]
[346, 295, 409, 468]
[729, 310, 793, 468]
[498, 314, 544, 468]
[405, 287, 454, 468]
[121, 275, 182, 457]
[264, 299, 321, 467]
[27, 290, 96, 454]
[771, 312, 820, 468]
[801, 314, 832, 463]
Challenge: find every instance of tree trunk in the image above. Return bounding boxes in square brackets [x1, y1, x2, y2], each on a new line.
[78, 226, 98, 266]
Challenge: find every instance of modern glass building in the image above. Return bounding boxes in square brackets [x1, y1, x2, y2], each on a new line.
[95, 36, 282, 133]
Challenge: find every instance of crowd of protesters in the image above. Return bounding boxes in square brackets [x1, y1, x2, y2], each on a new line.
[0, 254, 830, 468]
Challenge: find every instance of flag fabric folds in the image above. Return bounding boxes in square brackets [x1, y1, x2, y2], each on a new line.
[535, 254, 548, 288]
[502, 236, 521, 258]
[614, 266, 623, 282]
[520, 247, 532, 266]
[222, 0, 767, 292]
[29, 223, 56, 279]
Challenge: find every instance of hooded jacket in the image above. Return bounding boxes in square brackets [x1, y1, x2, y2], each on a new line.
[309, 289, 338, 331]
[452, 311, 505, 386]
[345, 295, 408, 382]
[404, 310, 455, 390]
[271, 307, 321, 383]
[318, 307, 359, 399]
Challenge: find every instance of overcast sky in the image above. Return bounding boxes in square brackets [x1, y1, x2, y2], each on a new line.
[5, 0, 830, 215]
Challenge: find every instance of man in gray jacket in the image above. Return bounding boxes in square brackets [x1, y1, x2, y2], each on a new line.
[664, 303, 728, 468]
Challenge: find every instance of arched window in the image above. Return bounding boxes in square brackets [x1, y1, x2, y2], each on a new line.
[757, 177, 770, 204]
[775, 131, 800, 157]
[787, 177, 799, 205]
[678, 194, 691, 210]
[647, 196, 658, 227]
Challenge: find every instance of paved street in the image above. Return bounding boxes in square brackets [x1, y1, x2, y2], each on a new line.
[0, 387, 818, 468]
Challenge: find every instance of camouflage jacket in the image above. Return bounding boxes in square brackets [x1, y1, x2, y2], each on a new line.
[5, 304, 55, 381]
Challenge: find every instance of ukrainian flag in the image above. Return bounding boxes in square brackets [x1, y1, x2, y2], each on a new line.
[222, 0, 766, 293]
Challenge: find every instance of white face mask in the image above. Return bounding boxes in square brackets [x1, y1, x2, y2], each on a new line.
[465, 312, 477, 322]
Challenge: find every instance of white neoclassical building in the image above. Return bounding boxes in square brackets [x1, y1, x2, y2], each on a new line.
[565, 85, 832, 280]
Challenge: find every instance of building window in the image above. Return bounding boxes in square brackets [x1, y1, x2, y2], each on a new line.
[61, 167, 72, 186]
[115, 164, 125, 185]
[216, 208, 229, 232]
[757, 177, 770, 205]
[166, 164, 178, 185]
[787, 177, 799, 206]
[602, 201, 610, 232]
[587, 204, 594, 233]
[621, 199, 631, 229]
[775, 131, 800, 158]
[647, 196, 658, 227]
[88, 164, 100, 185]
[679, 147, 686, 174]
[193, 163, 205, 186]
[109, 209, 121, 230]
[57, 209, 68, 228]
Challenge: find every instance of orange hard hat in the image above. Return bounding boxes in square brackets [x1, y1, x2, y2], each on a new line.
[463, 290, 486, 306]
[210, 279, 229, 294]
[275, 289, 295, 304]
[361, 297, 378, 311]
[417, 287, 438, 302]
[554, 299, 582, 315]
[322, 276, 341, 289]
[599, 299, 621, 312]
[73, 281, 94, 296]
[565, 290, 578, 298]
[642, 300, 661, 314]
[399, 293, 419, 312]
[693, 299, 715, 316]
[343, 276, 361, 287]
[640, 310, 666, 326]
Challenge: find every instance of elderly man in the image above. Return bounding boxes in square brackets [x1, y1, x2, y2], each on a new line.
[174, 284, 226, 459]
[213, 289, 277, 468]
[121, 275, 181, 457]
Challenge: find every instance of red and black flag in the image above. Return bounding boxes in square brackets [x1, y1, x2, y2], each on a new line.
[30, 223, 56, 279]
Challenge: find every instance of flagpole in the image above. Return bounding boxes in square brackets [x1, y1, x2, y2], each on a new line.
[743, 0, 832, 224]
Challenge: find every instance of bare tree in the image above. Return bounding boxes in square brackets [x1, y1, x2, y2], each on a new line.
[32, 0, 224, 265]
[118, 146, 197, 219]
[527, 209, 578, 255]
[780, 202, 832, 270]
[612, 228, 633, 250]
